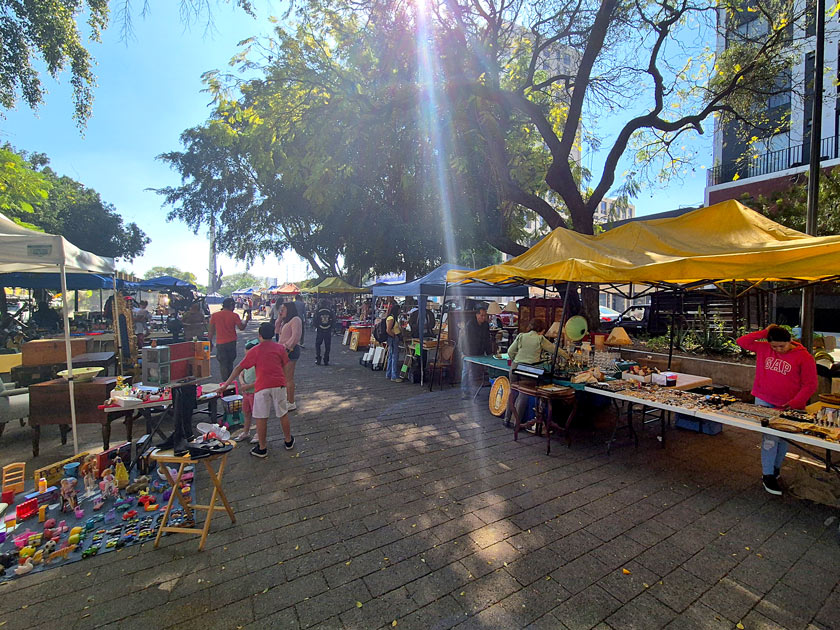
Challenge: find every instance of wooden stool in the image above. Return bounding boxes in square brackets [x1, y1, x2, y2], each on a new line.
[509, 383, 577, 454]
[151, 443, 235, 551]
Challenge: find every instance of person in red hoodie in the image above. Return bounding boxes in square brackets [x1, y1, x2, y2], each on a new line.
[737, 325, 817, 496]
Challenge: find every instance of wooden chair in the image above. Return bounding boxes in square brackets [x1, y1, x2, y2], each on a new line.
[508, 383, 577, 454]
[2, 462, 26, 494]
[428, 341, 456, 388]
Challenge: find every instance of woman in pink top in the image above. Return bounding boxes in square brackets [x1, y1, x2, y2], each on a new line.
[275, 301, 302, 410]
[737, 325, 817, 496]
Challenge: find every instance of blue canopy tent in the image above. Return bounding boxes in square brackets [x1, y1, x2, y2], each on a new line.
[372, 264, 528, 386]
[231, 286, 258, 297]
[137, 275, 196, 291]
[0, 272, 131, 290]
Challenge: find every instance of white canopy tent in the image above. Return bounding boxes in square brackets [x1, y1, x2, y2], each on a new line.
[0, 213, 116, 453]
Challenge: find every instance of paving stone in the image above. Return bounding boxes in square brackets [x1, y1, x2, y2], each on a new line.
[634, 539, 693, 577]
[663, 602, 734, 630]
[682, 547, 739, 583]
[595, 561, 659, 604]
[551, 553, 611, 595]
[504, 548, 565, 586]
[754, 581, 823, 630]
[605, 592, 676, 629]
[699, 577, 761, 623]
[648, 567, 707, 613]
[295, 579, 371, 628]
[728, 553, 790, 594]
[551, 584, 621, 630]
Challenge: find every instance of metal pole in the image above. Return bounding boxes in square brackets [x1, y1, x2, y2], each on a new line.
[802, 0, 825, 352]
[60, 264, 79, 454]
[429, 283, 449, 392]
[550, 282, 573, 374]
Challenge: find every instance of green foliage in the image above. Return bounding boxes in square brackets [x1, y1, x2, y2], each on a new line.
[740, 166, 840, 235]
[0, 148, 50, 228]
[143, 267, 199, 285]
[219, 271, 265, 294]
[1, 144, 149, 259]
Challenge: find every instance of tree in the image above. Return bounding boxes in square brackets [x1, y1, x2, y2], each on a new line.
[143, 266, 199, 285]
[0, 144, 149, 259]
[1, 0, 254, 127]
[740, 167, 840, 236]
[219, 271, 263, 294]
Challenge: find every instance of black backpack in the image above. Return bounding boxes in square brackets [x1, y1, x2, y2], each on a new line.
[373, 318, 389, 343]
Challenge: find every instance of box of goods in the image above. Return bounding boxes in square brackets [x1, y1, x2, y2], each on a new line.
[651, 372, 678, 387]
[621, 371, 652, 383]
[191, 358, 212, 378]
[194, 341, 211, 360]
[674, 413, 723, 435]
[22, 338, 87, 366]
[97, 442, 131, 475]
[142, 345, 170, 365]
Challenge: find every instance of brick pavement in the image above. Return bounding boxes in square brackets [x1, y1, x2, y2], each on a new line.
[0, 316, 838, 629]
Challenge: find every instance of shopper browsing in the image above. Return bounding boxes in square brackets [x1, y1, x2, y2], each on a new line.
[385, 303, 402, 382]
[209, 297, 250, 381]
[232, 338, 259, 443]
[736, 325, 817, 495]
[314, 300, 335, 366]
[275, 302, 302, 410]
[220, 322, 294, 458]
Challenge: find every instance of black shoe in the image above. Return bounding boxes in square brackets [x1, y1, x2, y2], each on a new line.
[773, 467, 780, 479]
[323, 360, 329, 366]
[250, 446, 268, 458]
[762, 475, 782, 495]
[284, 436, 296, 450]
[315, 358, 321, 365]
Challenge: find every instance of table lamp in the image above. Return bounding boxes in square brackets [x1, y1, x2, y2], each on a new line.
[503, 301, 518, 313]
[487, 302, 503, 315]
[606, 327, 632, 346]
[545, 321, 561, 339]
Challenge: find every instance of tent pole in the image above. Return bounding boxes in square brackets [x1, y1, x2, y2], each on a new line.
[550, 282, 573, 375]
[418, 294, 426, 386]
[60, 263, 79, 454]
[430, 283, 448, 392]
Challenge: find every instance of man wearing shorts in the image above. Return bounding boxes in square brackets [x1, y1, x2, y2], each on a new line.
[220, 322, 294, 458]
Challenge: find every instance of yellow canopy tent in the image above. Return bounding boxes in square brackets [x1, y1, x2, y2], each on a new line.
[313, 277, 369, 293]
[447, 200, 840, 287]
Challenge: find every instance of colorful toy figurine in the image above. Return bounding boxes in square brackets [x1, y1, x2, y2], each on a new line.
[14, 559, 34, 576]
[59, 477, 78, 513]
[99, 468, 118, 499]
[80, 455, 99, 496]
[125, 475, 149, 495]
[113, 457, 129, 490]
[74, 506, 84, 519]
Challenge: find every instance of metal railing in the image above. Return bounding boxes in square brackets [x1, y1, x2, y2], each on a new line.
[708, 135, 840, 186]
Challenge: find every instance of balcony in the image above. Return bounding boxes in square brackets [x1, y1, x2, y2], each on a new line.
[707, 135, 840, 187]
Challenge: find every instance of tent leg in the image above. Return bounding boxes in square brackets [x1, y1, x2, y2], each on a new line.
[60, 264, 79, 454]
[430, 283, 448, 392]
[550, 282, 573, 374]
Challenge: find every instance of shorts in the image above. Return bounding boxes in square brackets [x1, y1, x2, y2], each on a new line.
[242, 392, 255, 417]
[252, 386, 289, 418]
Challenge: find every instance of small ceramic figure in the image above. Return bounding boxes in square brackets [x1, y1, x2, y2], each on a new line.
[114, 457, 129, 490]
[81, 455, 99, 496]
[59, 477, 78, 513]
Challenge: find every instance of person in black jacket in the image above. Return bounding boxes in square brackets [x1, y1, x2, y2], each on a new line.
[314, 300, 335, 365]
[460, 307, 492, 398]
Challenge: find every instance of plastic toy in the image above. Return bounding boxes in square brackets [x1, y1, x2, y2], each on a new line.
[69, 526, 82, 536]
[19, 546, 34, 559]
[1, 462, 25, 495]
[0, 532, 5, 544]
[38, 477, 47, 494]
[1, 489, 14, 504]
[144, 503, 158, 512]
[38, 505, 47, 523]
[114, 457, 129, 489]
[99, 468, 118, 499]
[122, 509, 138, 521]
[5, 515, 17, 532]
[74, 506, 84, 519]
[105, 509, 116, 522]
[15, 498, 38, 521]
[80, 455, 99, 496]
[59, 477, 78, 513]
[13, 531, 31, 548]
[93, 498, 104, 511]
[56, 520, 68, 534]
[125, 475, 150, 494]
[68, 533, 80, 545]
[14, 559, 33, 576]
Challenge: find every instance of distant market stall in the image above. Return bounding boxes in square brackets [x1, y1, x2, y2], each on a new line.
[313, 277, 369, 294]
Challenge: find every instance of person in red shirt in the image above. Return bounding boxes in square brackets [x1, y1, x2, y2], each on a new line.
[209, 298, 250, 381]
[737, 325, 817, 495]
[220, 322, 294, 458]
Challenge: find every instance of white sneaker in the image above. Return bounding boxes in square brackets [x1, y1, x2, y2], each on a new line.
[250, 434, 260, 444]
[233, 429, 251, 442]
[287, 402, 297, 411]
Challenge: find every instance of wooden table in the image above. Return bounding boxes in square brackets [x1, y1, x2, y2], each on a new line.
[28, 376, 128, 456]
[508, 382, 578, 454]
[151, 443, 235, 550]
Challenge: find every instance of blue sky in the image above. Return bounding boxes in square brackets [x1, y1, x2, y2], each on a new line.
[2, 3, 708, 284]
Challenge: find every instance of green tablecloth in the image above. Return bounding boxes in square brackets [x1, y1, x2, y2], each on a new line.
[462, 355, 616, 392]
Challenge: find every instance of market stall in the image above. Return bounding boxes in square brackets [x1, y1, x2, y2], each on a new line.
[0, 212, 115, 453]
[446, 200, 840, 459]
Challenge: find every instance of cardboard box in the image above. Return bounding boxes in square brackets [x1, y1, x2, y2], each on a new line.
[675, 414, 723, 435]
[621, 372, 651, 383]
[22, 338, 87, 366]
[191, 358, 212, 378]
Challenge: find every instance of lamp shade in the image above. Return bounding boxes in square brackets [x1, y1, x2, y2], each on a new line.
[487, 302, 503, 315]
[504, 301, 518, 313]
[606, 327, 632, 346]
[545, 321, 561, 339]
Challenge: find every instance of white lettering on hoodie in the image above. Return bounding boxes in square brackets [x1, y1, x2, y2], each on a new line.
[764, 356, 792, 376]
